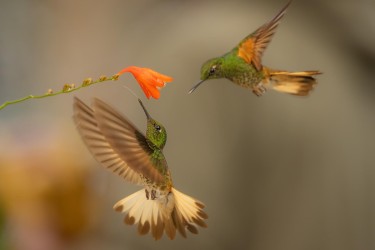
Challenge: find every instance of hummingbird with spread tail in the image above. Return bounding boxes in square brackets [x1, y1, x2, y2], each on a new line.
[73, 97, 207, 240]
[189, 1, 321, 96]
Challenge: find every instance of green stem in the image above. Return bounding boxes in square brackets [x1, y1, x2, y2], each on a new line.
[0, 74, 119, 110]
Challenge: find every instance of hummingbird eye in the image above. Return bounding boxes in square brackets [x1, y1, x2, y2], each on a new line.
[209, 66, 216, 75]
[154, 124, 161, 132]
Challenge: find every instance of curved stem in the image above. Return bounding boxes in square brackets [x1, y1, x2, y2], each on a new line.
[0, 74, 119, 110]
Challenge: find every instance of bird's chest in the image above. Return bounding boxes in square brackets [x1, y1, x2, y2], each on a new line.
[141, 170, 173, 192]
[229, 71, 263, 88]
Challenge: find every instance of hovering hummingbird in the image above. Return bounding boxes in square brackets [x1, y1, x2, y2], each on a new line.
[189, 1, 321, 96]
[73, 97, 207, 240]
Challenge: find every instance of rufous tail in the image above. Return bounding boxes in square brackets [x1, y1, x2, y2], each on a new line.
[113, 187, 208, 240]
[263, 67, 321, 96]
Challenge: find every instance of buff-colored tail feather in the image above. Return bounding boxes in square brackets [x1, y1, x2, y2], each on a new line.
[113, 187, 207, 240]
[263, 68, 321, 96]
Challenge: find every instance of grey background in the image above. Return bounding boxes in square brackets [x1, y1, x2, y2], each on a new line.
[0, 0, 374, 249]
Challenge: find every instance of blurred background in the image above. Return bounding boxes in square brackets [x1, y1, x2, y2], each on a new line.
[0, 0, 374, 249]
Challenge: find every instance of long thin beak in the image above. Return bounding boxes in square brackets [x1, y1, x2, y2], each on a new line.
[188, 79, 206, 94]
[138, 99, 151, 120]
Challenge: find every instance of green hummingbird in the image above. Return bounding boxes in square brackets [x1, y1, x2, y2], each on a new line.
[189, 1, 321, 96]
[73, 97, 207, 240]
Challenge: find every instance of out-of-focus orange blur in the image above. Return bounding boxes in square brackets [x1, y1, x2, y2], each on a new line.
[0, 130, 98, 250]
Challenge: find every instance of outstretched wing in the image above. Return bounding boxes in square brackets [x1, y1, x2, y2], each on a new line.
[235, 1, 291, 71]
[73, 97, 143, 185]
[91, 98, 165, 184]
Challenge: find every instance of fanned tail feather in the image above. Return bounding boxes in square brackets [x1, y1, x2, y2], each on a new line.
[263, 68, 321, 96]
[113, 187, 207, 240]
[171, 187, 208, 238]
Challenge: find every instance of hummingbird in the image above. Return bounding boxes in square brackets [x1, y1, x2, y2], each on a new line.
[189, 1, 321, 96]
[73, 97, 207, 240]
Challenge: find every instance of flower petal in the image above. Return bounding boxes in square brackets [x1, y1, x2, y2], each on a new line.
[148, 83, 161, 99]
[116, 66, 172, 99]
[138, 81, 152, 99]
[145, 68, 173, 83]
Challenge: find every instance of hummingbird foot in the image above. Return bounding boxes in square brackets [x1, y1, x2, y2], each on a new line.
[252, 83, 267, 97]
[145, 189, 150, 200]
[145, 188, 158, 200]
[151, 189, 157, 200]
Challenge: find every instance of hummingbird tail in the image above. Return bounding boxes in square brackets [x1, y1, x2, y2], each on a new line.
[113, 188, 207, 240]
[264, 68, 321, 96]
[170, 187, 208, 237]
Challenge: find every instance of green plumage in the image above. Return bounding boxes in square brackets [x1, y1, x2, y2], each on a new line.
[200, 52, 263, 88]
[139, 99, 171, 186]
[189, 1, 321, 97]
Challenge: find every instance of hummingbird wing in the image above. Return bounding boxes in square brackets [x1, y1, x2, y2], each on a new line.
[91, 98, 165, 184]
[73, 97, 165, 185]
[73, 97, 143, 185]
[235, 1, 291, 71]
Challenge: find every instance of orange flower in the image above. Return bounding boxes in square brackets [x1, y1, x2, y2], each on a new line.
[118, 66, 173, 99]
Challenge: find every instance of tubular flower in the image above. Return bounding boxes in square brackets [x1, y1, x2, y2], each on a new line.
[118, 66, 173, 99]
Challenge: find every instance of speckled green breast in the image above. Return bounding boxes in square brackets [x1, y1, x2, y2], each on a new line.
[229, 71, 264, 89]
[222, 53, 264, 89]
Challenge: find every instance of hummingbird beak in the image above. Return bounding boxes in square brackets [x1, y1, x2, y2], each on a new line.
[138, 99, 151, 120]
[188, 79, 206, 94]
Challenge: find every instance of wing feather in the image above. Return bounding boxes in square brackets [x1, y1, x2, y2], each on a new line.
[236, 1, 291, 70]
[91, 98, 165, 184]
[73, 97, 142, 185]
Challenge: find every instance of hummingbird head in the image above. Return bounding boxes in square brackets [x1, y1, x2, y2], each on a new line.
[138, 99, 167, 149]
[200, 57, 224, 80]
[188, 57, 224, 94]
